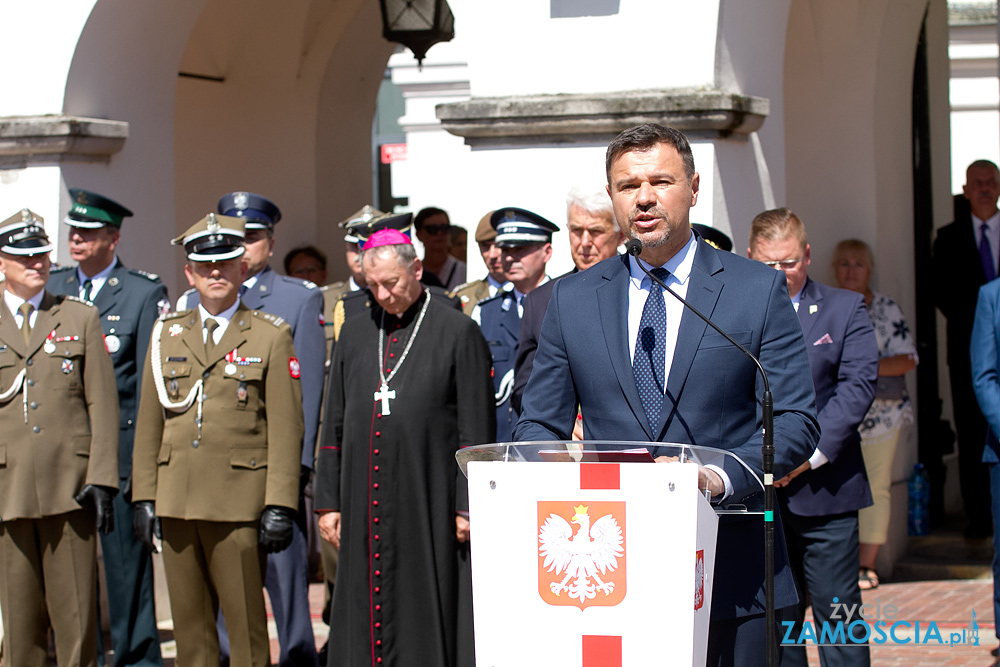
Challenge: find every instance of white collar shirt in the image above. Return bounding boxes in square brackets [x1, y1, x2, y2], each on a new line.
[198, 301, 239, 346]
[76, 257, 118, 301]
[4, 289, 44, 329]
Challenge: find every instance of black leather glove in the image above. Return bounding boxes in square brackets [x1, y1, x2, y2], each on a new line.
[75, 484, 117, 535]
[133, 501, 161, 553]
[259, 506, 296, 553]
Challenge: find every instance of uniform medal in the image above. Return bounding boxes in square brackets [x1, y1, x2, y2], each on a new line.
[225, 363, 237, 375]
[105, 335, 121, 353]
[43, 330, 56, 354]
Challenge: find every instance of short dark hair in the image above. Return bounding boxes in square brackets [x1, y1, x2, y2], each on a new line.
[414, 207, 450, 231]
[283, 245, 327, 274]
[605, 124, 696, 184]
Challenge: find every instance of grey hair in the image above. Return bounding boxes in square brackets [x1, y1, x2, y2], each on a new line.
[360, 242, 417, 271]
[566, 186, 618, 231]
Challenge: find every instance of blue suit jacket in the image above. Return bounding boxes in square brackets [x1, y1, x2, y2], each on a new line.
[971, 278, 1000, 463]
[179, 266, 325, 469]
[780, 279, 877, 516]
[515, 240, 819, 619]
[48, 260, 168, 479]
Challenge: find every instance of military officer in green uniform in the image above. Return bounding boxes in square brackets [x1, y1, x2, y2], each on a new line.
[131, 213, 304, 667]
[0, 209, 119, 667]
[48, 188, 168, 667]
[449, 210, 508, 316]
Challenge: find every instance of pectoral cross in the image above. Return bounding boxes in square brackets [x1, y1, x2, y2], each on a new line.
[374, 382, 396, 415]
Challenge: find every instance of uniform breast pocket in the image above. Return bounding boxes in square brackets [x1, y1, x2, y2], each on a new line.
[104, 319, 135, 358]
[0, 352, 19, 396]
[226, 365, 264, 411]
[162, 362, 193, 401]
[488, 340, 510, 363]
[51, 341, 86, 387]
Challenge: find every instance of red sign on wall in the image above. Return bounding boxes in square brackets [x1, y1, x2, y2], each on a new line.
[380, 143, 407, 164]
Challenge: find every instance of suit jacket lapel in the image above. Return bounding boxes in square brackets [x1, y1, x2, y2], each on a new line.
[598, 255, 651, 438]
[181, 311, 207, 366]
[207, 305, 250, 368]
[796, 279, 822, 345]
[658, 242, 723, 438]
[243, 267, 273, 310]
[93, 263, 126, 316]
[0, 300, 25, 357]
[28, 292, 61, 358]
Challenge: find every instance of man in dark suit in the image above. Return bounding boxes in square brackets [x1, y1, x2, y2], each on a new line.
[933, 159, 1000, 539]
[511, 186, 625, 417]
[748, 208, 878, 667]
[515, 124, 819, 667]
[177, 192, 324, 667]
[48, 189, 168, 667]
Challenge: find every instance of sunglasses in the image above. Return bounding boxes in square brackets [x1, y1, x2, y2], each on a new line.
[422, 224, 451, 236]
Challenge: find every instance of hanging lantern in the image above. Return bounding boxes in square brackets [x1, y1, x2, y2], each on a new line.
[379, 0, 455, 66]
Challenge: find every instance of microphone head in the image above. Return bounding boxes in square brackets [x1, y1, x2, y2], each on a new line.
[626, 239, 643, 257]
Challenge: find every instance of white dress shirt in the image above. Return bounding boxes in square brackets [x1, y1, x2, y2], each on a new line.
[4, 290, 44, 329]
[76, 257, 117, 301]
[198, 301, 239, 346]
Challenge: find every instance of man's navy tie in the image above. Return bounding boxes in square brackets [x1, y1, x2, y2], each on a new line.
[633, 268, 670, 432]
[981, 223, 996, 282]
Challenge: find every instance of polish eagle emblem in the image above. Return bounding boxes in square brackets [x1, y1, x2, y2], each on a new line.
[538, 503, 625, 608]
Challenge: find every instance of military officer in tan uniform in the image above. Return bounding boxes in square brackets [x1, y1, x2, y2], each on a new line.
[131, 213, 304, 667]
[0, 209, 119, 667]
[449, 211, 508, 315]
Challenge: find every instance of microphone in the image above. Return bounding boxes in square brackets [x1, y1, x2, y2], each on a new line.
[628, 236, 778, 664]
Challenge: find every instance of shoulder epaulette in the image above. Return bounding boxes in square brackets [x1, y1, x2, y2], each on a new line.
[129, 268, 161, 282]
[448, 279, 480, 296]
[321, 281, 346, 293]
[63, 295, 95, 307]
[159, 310, 188, 321]
[252, 310, 286, 327]
[50, 265, 73, 274]
[277, 275, 317, 290]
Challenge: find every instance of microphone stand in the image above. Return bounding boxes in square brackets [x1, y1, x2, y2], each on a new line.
[627, 239, 777, 667]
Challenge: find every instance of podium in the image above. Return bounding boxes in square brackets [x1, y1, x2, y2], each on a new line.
[456, 441, 764, 667]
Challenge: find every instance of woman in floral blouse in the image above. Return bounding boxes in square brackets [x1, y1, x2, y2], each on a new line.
[833, 239, 918, 590]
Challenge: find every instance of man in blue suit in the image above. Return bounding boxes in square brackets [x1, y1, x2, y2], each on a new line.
[48, 188, 169, 667]
[749, 208, 877, 667]
[178, 192, 324, 667]
[515, 124, 819, 667]
[970, 277, 1000, 656]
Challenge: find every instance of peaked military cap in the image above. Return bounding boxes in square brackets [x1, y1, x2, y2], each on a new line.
[339, 205, 385, 244]
[65, 189, 134, 229]
[344, 211, 413, 243]
[171, 213, 246, 261]
[491, 207, 559, 247]
[475, 211, 496, 243]
[0, 209, 52, 255]
[692, 224, 733, 252]
[217, 191, 281, 230]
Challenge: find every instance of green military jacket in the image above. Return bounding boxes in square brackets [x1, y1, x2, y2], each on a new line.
[449, 279, 491, 316]
[132, 303, 303, 521]
[0, 292, 119, 520]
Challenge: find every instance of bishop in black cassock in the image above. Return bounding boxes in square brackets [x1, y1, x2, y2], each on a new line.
[315, 230, 495, 667]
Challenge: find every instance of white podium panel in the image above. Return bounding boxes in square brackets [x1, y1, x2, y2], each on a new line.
[467, 461, 718, 667]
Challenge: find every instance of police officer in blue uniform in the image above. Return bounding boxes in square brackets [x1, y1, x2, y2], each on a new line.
[48, 189, 169, 667]
[177, 192, 324, 667]
[472, 207, 558, 442]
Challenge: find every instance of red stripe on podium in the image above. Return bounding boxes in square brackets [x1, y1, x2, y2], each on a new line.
[580, 463, 620, 490]
[582, 635, 622, 667]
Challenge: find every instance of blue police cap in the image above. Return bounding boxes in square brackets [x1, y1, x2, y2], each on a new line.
[217, 191, 281, 230]
[490, 207, 559, 247]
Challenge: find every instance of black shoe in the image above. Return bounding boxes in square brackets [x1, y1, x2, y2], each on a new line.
[318, 641, 329, 667]
[991, 644, 998, 657]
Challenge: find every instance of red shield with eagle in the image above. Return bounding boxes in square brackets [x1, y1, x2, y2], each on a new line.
[537, 501, 626, 609]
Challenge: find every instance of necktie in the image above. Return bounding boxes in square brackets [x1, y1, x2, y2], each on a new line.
[205, 318, 220, 355]
[82, 279, 93, 302]
[981, 223, 996, 282]
[633, 268, 670, 431]
[18, 303, 33, 345]
[238, 284, 248, 298]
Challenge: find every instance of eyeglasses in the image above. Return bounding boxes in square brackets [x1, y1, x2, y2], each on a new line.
[421, 225, 451, 236]
[761, 258, 801, 268]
